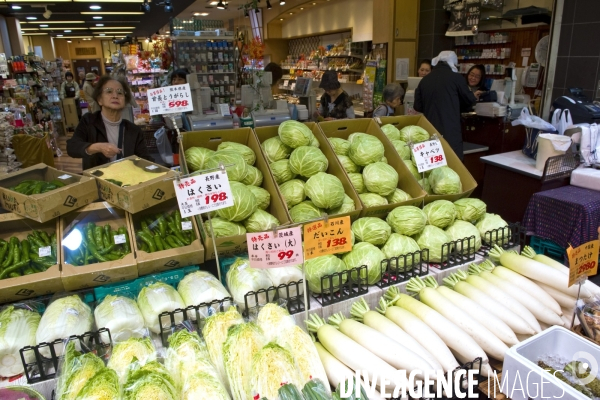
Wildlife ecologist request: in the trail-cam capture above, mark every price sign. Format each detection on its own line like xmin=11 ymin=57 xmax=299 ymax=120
xmin=411 ymin=139 xmax=447 ymax=173
xmin=38 ymin=246 xmax=51 ymax=257
xmin=147 ymin=83 xmax=194 ymax=116
xmin=181 ymin=221 xmax=193 ymax=231
xmin=113 ymin=234 xmax=126 ymax=245
xmin=247 ymin=226 xmax=303 ymax=269
xmin=568 ymin=240 xmax=599 ymax=287
xmin=173 ymin=170 xmax=234 ymax=217
xmin=303 ymin=216 xmax=352 ymax=260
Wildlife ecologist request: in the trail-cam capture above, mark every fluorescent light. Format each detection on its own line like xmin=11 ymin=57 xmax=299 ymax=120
xmin=12 ymin=5 xmax=22 ymax=10
xmin=26 ymin=17 xmax=37 ymax=20
xmin=89 ymin=5 xmax=101 ymax=10
xmin=81 ymin=11 xmax=144 ymax=15
xmin=26 ymin=21 xmax=86 ymax=24
xmin=22 ymin=33 xmax=49 ymax=35
xmin=90 ymin=26 xmax=134 ymax=29
xmin=96 ymin=23 xmax=104 ymax=26
xmin=93 ymin=16 xmax=102 ymax=19
xmin=200 ymin=12 xmax=209 ymax=16
xmin=67 ymin=40 xmax=72 ymax=43
xmin=40 ymin=27 xmax=87 ymax=30
xmin=99 ymin=33 xmax=105 ymax=36
xmin=57 ymin=34 xmax=63 ymax=37
xmin=209 ymin=1 xmax=218 ymax=4
xmin=21 ymin=28 xmax=40 ymax=31
xmin=40 ymin=24 xmax=48 ymax=27
xmin=95 ymin=31 xmax=132 ymax=34
xmin=64 ymin=30 xmax=71 ymax=32
xmin=61 ymin=35 xmax=94 ymax=38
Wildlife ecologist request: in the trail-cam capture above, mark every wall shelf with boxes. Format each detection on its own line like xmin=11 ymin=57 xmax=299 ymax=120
xmin=126 ymin=70 xmax=168 ymax=112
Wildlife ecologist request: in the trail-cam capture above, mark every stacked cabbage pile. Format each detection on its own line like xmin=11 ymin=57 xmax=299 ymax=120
xmin=329 ymin=130 xmax=413 ymax=208
xmin=264 ymin=121 xmax=355 ymax=223
xmin=185 ymin=141 xmax=280 ymax=237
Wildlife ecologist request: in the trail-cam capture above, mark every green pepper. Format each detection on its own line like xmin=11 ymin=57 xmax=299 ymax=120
xmin=8 ymin=272 xmax=19 ymax=278
xmin=138 ymin=231 xmax=156 ymax=252
xmin=0 ymin=260 xmax=30 ymax=279
xmin=0 ymin=242 xmax=8 ymax=266
xmin=31 ymin=181 xmax=44 ymax=194
xmin=102 ymin=225 xmax=112 ymax=249
xmin=174 ymin=210 xmax=182 ymax=231
xmin=83 ymin=246 xmax=90 ymax=266
xmin=31 ymin=253 xmax=55 ymax=269
xmin=10 ymin=237 xmax=20 ymax=265
xmin=50 ymin=179 xmax=66 ymax=188
xmin=140 ymin=221 xmax=153 ymax=237
xmin=2 ymin=240 xmax=14 ymax=269
xmin=87 ymin=243 xmax=109 ymax=263
xmin=153 ymin=235 xmax=164 ymax=252
xmin=28 ymin=234 xmax=44 ymax=250
xmin=38 ymin=231 xmax=51 ymax=246
xmin=94 ymin=226 xmax=104 ymax=250
xmin=157 ymin=216 xmax=167 ymax=238
xmin=140 ymin=241 xmax=148 ymax=252
xmin=118 ymin=227 xmax=131 ymax=254
xmin=21 ymin=240 xmax=30 ymax=262
xmin=42 ymin=183 xmax=57 ymax=193
xmin=167 ymin=235 xmax=185 ymax=248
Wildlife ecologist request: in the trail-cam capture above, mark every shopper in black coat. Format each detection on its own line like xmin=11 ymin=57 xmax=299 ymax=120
xmin=414 ymin=51 xmax=478 ymax=159
xmin=67 ymin=75 xmax=153 ymax=170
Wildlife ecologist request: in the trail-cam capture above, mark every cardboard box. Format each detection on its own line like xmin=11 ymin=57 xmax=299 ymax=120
xmin=254 ymin=123 xmax=363 ymax=221
xmin=0 ymin=163 xmax=98 ymax=223
xmin=60 ymin=202 xmax=138 ymax=291
xmin=129 ymin=199 xmax=205 ymax=276
xmin=179 ymin=128 xmax=291 ymax=261
xmin=318 ymin=119 xmax=426 ymax=218
xmin=0 ymin=213 xmax=63 ymax=304
xmin=377 ymin=115 xmax=477 ymax=204
xmin=83 ymin=156 xmax=178 ymax=214
xmin=62 ymin=98 xmax=79 ymax=129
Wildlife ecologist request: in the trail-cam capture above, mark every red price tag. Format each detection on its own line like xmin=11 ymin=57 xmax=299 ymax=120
xmin=411 ymin=139 xmax=447 ymax=173
xmin=247 ymin=227 xmax=304 ymax=269
xmin=173 ymin=170 xmax=234 ymax=217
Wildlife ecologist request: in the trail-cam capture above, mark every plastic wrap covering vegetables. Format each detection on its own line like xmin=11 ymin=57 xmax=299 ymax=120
xmin=137 ymin=282 xmax=185 ymax=334
xmin=256 ymin=303 xmax=296 ymax=343
xmin=225 ymin=257 xmax=273 ymax=309
xmin=177 ymin=271 xmax=230 ymax=309
xmin=94 ymin=295 xmax=145 ymax=343
xmin=94 ymin=159 xmax=167 ymax=187
xmin=63 ymin=222 xmax=131 ymax=266
xmin=107 ymin=337 xmax=157 ymax=383
xmin=0 ymin=230 xmax=57 ymax=280
xmin=9 ymin=179 xmax=66 ymax=195
xmin=0 ymin=305 xmax=41 ymax=377
xmin=135 ymin=210 xmax=195 ymax=253
xmin=122 ymin=360 xmax=179 ymax=400
xmin=55 ymin=341 xmax=106 ymax=400
xmin=182 ymin=371 xmax=232 ymax=400
xmin=250 ymin=343 xmax=302 ymax=400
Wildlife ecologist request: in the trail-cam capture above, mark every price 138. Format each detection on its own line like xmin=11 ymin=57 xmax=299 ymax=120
xmin=205 ymin=192 xmax=228 ymax=204
xmin=429 ymin=155 xmax=444 ymax=164
xmin=326 ymin=237 xmax=347 ymax=248
xmin=278 ymin=250 xmax=294 ymax=260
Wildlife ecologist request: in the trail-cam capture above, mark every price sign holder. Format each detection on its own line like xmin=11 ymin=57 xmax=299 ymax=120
xmin=568 ymin=238 xmax=600 ymax=327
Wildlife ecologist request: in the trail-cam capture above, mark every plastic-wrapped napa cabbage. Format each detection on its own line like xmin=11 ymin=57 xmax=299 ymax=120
xmin=414 ymin=225 xmax=453 ymax=263
xmin=226 ymin=257 xmax=273 ymax=309
xmin=278 ymin=120 xmax=315 ymax=148
xmin=205 ymin=150 xmax=248 ymax=182
xmin=304 ymin=172 xmax=345 ymax=210
xmin=94 ymin=295 xmax=145 ymax=343
xmin=217 ymin=142 xmax=256 ymax=165
xmin=399 ymin=125 xmax=430 ymax=143
xmin=305 ymin=255 xmax=346 ymax=293
xmin=250 ymin=343 xmax=301 ymax=400
xmin=380 ymin=124 xmax=401 ymax=141
xmin=445 ymin=220 xmax=482 ymax=253
xmin=351 ymin=217 xmax=391 ymax=246
xmin=428 ymin=166 xmax=462 ymax=195
xmin=362 ymin=162 xmax=399 ymax=197
xmin=289 ymin=146 xmax=328 ymax=178
xmin=386 ymin=206 xmax=427 ymax=236
xmin=177 ymin=271 xmax=230 ymax=308
xmin=137 ymin=282 xmax=185 ymax=334
xmin=216 ymin=181 xmax=258 ymax=222
xmin=454 ymin=198 xmax=487 ymax=222
xmin=262 ymin=136 xmax=292 ymax=163
xmin=359 ymin=193 xmax=388 ymax=208
xmin=108 ymin=337 xmax=157 ymax=382
xmin=0 ymin=306 xmax=40 ymax=378
xmin=223 ymin=323 xmax=266 ymax=400
xmin=348 ymin=135 xmax=385 ymax=166
xmin=381 ymin=233 xmax=421 ymax=270
xmin=342 ymin=242 xmax=385 ymax=285
xmin=423 ymin=200 xmax=457 ymax=229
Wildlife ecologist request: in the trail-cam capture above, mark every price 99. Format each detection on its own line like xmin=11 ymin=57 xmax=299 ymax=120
xmin=278 ymin=250 xmax=294 ymax=260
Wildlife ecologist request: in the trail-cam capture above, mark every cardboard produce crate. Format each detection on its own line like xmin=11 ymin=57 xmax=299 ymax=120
xmin=83 ymin=156 xmax=177 ymax=214
xmin=60 ymin=202 xmax=137 ymax=291
xmin=254 ymin=123 xmax=362 ymax=222
xmin=318 ymin=119 xmax=426 ymax=218
xmin=129 ymin=199 xmax=205 ymax=276
xmin=179 ymin=128 xmax=290 ymax=261
xmin=378 ymin=115 xmax=477 ymax=203
xmin=0 ymin=213 xmax=63 ymax=304
xmin=0 ymin=163 xmax=98 ymax=223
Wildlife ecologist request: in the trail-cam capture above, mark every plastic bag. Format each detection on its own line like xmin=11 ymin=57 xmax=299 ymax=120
xmin=551 ymin=108 xmax=575 ymax=135
xmin=512 ymin=107 xmax=556 ymax=131
xmin=155 ymin=126 xmax=174 ymax=165
xmin=94 ymin=293 xmax=146 ymax=343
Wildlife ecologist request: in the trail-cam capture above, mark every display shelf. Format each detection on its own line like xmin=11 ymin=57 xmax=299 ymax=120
xmin=455 ymin=41 xmax=511 ymax=46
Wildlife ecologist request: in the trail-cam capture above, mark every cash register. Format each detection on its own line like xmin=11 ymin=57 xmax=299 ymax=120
xmin=552 ymin=88 xmax=600 ymax=124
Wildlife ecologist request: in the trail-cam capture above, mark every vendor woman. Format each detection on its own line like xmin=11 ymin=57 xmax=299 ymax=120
xmin=466 ymin=64 xmax=487 ymax=93
xmin=67 ymin=75 xmax=152 ymax=169
xmin=317 ymin=70 xmax=355 ymax=120
xmin=60 ymin=71 xmax=80 ymax=101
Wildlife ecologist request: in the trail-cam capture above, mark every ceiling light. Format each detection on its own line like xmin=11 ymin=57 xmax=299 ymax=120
xmin=67 ymin=40 xmax=72 ymax=43
xmin=266 ymin=0 xmax=272 ymax=9
xmin=12 ymin=5 xmax=22 ymax=10
xmin=93 ymin=16 xmax=102 ymax=19
xmin=279 ymin=18 xmax=283 ymax=20
xmin=141 ymin=0 xmax=150 ymax=12
xmin=300 ymin=7 xmax=304 ymax=10
xmin=99 ymin=33 xmax=105 ymax=36
xmin=90 ymin=26 xmax=135 ymax=29
xmin=164 ymin=0 xmax=173 ymax=13
xmin=193 ymin=12 xmax=200 ymax=16
xmin=40 ymin=24 xmax=48 ymax=27
xmin=289 ymin=12 xmax=293 ymax=14
xmin=27 ymin=21 xmax=86 ymax=24
xmin=81 ymin=12 xmax=144 ymax=15
xmin=64 ymin=30 xmax=71 ymax=32
xmin=22 ymin=33 xmax=48 ymax=36
xmin=96 ymin=23 xmax=104 ymax=26
xmin=89 ymin=5 xmax=101 ymax=10
xmin=200 ymin=12 xmax=209 ymax=16
xmin=280 ymin=0 xmax=285 ymax=4
xmin=313 ymin=2 xmax=316 ymax=4
xmin=56 ymin=34 xmax=63 ymax=37
xmin=216 ymin=1 xmax=226 ymax=9
xmin=40 ymin=27 xmax=87 ymax=30
xmin=209 ymin=1 xmax=218 ymax=4
xmin=26 ymin=17 xmax=37 ymax=20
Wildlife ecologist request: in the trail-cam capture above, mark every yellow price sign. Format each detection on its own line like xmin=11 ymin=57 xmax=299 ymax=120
xmin=303 ymin=216 xmax=352 ymax=260
xmin=567 ymin=240 xmax=599 ymax=287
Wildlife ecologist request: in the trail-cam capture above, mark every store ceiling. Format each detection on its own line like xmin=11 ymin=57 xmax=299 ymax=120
xmin=0 ymin=0 xmax=195 ymax=40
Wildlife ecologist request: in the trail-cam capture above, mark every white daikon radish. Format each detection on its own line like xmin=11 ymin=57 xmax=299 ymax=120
xmin=531 ymin=280 xmax=577 ymax=309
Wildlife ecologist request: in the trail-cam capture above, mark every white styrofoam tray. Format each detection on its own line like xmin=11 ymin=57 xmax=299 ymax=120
xmin=502 ymin=325 xmax=600 ymax=400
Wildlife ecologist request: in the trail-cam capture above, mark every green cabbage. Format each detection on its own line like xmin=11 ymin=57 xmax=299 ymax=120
xmin=399 ymin=125 xmax=430 ymax=143
xmin=204 ymin=217 xmax=246 ymax=238
xmin=348 ymin=135 xmax=385 ymax=166
xmin=381 ymin=124 xmax=401 ymax=141
xmin=0 ymin=306 xmax=40 ymax=378
xmin=387 ymin=188 xmax=412 ymax=204
xmin=445 ymin=220 xmax=482 ymax=253
xmin=270 ymin=159 xmax=297 ymax=184
xmin=329 ymin=138 xmax=350 ymax=155
xmin=391 ymin=139 xmax=411 ymax=160
xmin=243 ymin=209 xmax=280 ymax=233
xmin=310 ymin=136 xmax=320 ymax=148
xmin=347 ymin=172 xmax=365 ymax=194
xmin=476 ymin=213 xmax=511 ymax=245
xmin=75 ymin=367 xmax=120 ymax=400
xmin=304 ymin=172 xmax=345 ymax=210
xmin=351 ymin=217 xmax=391 ymax=246
xmin=182 ymin=372 xmax=230 ymax=400
xmin=337 ymin=155 xmax=360 ymax=173
xmin=454 ymin=198 xmax=487 ymax=222
xmin=414 ymin=225 xmax=453 ymax=263
xmin=362 ymin=162 xmax=399 ymax=196
xmin=347 ymin=132 xmax=369 ymax=143
xmin=250 ymin=343 xmax=301 ymax=400
xmin=137 ymin=282 xmax=185 ymax=334
xmin=177 ymin=271 xmax=230 ymax=308
xmin=305 ymin=255 xmax=346 ymax=293
xmin=123 ymin=361 xmax=178 ymax=400
xmin=226 ymin=257 xmax=273 ymax=308
xmin=386 ymin=206 xmax=426 ymax=236
xmin=94 ymin=295 xmax=144 ymax=343
xmin=359 ymin=193 xmax=388 ymax=208
xmin=403 ymin=159 xmax=421 ymax=180
xmin=278 ymin=120 xmax=315 ymax=148
xmin=57 ymin=342 xmax=106 ymax=400
xmin=381 ymin=233 xmax=421 ymax=270
xmin=419 ymin=178 xmax=433 ymax=194
xmin=108 ymin=337 xmax=157 ymax=382
xmin=423 ymin=200 xmax=457 ymax=229
xmin=217 ymin=142 xmax=256 ymax=165
xmin=289 ymin=146 xmax=328 ymax=178
xmin=428 ymin=166 xmax=462 ymax=195
xmin=380 ymin=156 xmax=388 ymax=164
xmin=205 ymin=150 xmax=248 ymax=182
xmin=185 ymin=147 xmax=214 ymax=172
xmin=279 ymin=179 xmax=306 ymax=208
xmin=290 ymin=201 xmax=322 ymax=223
xmin=342 ymin=242 xmax=385 ymax=285
xmin=216 ymin=181 xmax=258 ymax=222
xmin=223 ymin=323 xmax=266 ymax=400
xmin=329 ymin=194 xmax=356 ymax=215
xmin=240 ymin=165 xmax=263 ymax=186
xmin=262 ymin=137 xmax=292 ymax=163
xmin=247 ymin=185 xmax=270 ymax=210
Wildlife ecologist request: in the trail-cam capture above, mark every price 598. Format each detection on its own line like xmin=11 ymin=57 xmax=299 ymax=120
xmin=578 ymin=260 xmax=597 ymax=274
xmin=205 ymin=192 xmax=228 ymax=204
xmin=168 ymin=100 xmax=189 ymax=108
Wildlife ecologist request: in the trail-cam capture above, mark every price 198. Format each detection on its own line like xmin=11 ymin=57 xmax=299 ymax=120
xmin=277 ymin=250 xmax=294 ymax=260
xmin=326 ymin=237 xmax=347 ymax=248
xmin=168 ymin=100 xmax=189 ymax=108
xmin=205 ymin=192 xmax=228 ymax=204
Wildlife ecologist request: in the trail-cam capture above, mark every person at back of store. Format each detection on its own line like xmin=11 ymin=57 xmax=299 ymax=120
xmin=60 ymin=72 xmax=80 ymax=101
xmin=373 ymin=83 xmax=404 ymax=117
xmin=83 ymin=73 xmax=100 ymax=113
xmin=317 ymin=70 xmax=355 ymax=120
xmin=414 ymin=51 xmax=479 ymax=160
xmin=78 ymin=71 xmax=86 ymax=87
xmin=466 ymin=64 xmax=487 ymax=93
xmin=170 ymin=69 xmax=192 ymax=131
xmin=92 ymin=69 xmax=100 ymax=87
xmin=264 ymin=62 xmax=283 ymax=93
xmin=67 ymin=75 xmax=152 ymax=170
xmin=418 ymin=59 xmax=432 ymax=77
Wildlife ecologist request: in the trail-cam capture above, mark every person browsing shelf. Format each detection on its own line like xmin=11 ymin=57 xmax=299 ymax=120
xmin=317 ymin=70 xmax=355 ymax=120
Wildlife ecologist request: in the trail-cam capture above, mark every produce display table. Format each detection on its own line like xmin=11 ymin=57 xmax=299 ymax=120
xmin=523 ymin=185 xmax=600 ymax=249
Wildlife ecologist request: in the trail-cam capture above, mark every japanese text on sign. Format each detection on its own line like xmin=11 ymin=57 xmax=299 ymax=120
xmin=303 ymin=216 xmax=352 ymax=260
xmin=247 ymin=226 xmax=304 ymax=269
xmin=568 ymin=240 xmax=599 ymax=287
xmin=173 ymin=171 xmax=234 ymax=218
xmin=147 ymin=83 xmax=194 ymax=116
xmin=411 ymin=139 xmax=447 ymax=173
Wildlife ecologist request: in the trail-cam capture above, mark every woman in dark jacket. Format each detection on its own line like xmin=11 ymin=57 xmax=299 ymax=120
xmin=67 ymin=75 xmax=152 ymax=170
xmin=317 ymin=70 xmax=355 ymax=120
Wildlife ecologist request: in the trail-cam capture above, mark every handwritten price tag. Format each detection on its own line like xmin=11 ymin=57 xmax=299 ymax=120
xmin=147 ymin=83 xmax=194 ymax=116
xmin=247 ymin=226 xmax=303 ymax=269
xmin=568 ymin=240 xmax=599 ymax=287
xmin=411 ymin=139 xmax=447 ymax=173
xmin=303 ymin=216 xmax=352 ymax=260
xmin=173 ymin=170 xmax=234 ymax=217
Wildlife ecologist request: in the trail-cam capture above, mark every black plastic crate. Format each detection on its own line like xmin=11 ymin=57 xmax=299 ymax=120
xmin=376 ymin=249 xmax=430 ymax=288
xmin=430 ymin=235 xmax=477 ymax=270
xmin=311 ymin=265 xmax=368 ymax=306
xmin=477 ymin=222 xmax=526 ymax=257
xmin=243 ymin=279 xmax=308 ymax=318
